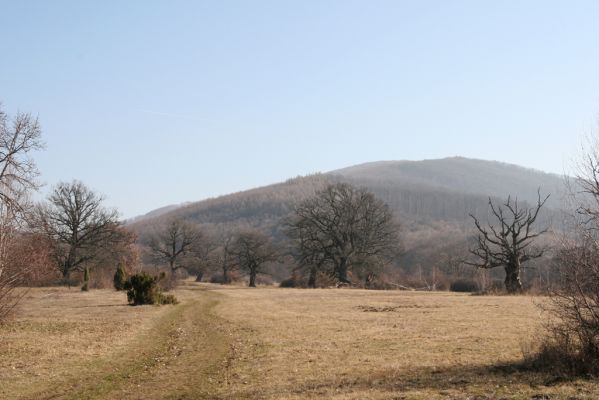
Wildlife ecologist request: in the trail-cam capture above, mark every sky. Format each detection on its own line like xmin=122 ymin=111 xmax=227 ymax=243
xmin=1 ymin=1 xmax=599 ymax=218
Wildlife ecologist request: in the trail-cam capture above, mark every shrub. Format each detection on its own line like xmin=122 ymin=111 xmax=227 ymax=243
xmin=449 ymin=279 xmax=479 ymax=293
xmin=123 ymin=272 xmax=178 ymax=305
xmin=209 ymin=274 xmax=227 ymax=284
xmin=279 ymin=277 xmax=297 ymax=288
xmin=81 ymin=267 xmax=90 ymax=292
xmin=522 ymin=334 xmax=586 ymax=375
xmin=525 ymin=243 xmax=599 ymax=375
xmin=113 ymin=263 xmax=127 ymax=291
xmin=160 ymin=293 xmax=179 ymax=305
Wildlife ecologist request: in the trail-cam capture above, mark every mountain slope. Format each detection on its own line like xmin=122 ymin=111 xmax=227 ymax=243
xmin=130 ymin=157 xmax=566 ymax=236
xmin=332 ymin=157 xmax=564 ymax=209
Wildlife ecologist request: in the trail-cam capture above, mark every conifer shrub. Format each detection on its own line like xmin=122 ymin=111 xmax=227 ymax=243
xmin=81 ymin=267 xmax=90 ymax=291
xmin=113 ymin=263 xmax=127 ymax=291
xmin=123 ymin=272 xmax=178 ymax=305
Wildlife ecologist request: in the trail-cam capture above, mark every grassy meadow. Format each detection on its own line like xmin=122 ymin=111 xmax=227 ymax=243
xmin=1 ymin=283 xmax=598 ymax=399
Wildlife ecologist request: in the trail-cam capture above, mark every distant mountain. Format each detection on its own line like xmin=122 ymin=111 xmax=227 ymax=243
xmin=332 ymin=157 xmax=565 ymax=209
xmin=130 ymin=157 xmax=566 ymax=235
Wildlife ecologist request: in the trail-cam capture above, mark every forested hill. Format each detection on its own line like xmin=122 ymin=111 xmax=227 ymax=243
xmin=130 ymin=157 xmax=566 ymax=237
xmin=333 ymin=157 xmax=564 ymax=210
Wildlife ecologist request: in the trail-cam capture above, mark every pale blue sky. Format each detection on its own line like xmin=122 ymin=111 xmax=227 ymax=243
xmin=1 ymin=1 xmax=598 ymax=218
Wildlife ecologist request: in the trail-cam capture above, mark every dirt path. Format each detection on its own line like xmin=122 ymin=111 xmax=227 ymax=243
xmin=24 ymin=286 xmax=233 ymax=400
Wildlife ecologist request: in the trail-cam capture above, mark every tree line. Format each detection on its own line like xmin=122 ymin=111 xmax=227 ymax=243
xmin=0 ymin=103 xmax=559 ymax=304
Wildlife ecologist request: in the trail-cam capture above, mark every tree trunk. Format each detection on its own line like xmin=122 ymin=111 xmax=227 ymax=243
xmin=308 ymin=265 xmax=317 ymax=288
xmin=222 ymin=265 xmax=230 ymax=284
xmin=337 ymin=257 xmax=350 ymax=284
xmin=249 ymin=267 xmax=256 ymax=287
xmin=195 ymin=271 xmax=203 ymax=282
xmin=365 ymin=272 xmax=374 ymax=288
xmin=504 ymin=263 xmax=522 ymax=293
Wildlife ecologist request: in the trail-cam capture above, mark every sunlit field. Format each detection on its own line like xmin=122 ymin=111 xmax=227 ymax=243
xmin=1 ymin=283 xmax=598 ymax=400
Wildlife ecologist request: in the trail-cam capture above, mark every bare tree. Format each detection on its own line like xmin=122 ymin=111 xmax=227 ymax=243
xmin=230 ymin=230 xmax=277 ymax=287
xmin=0 ymin=106 xmax=43 ymax=214
xmin=148 ymin=219 xmax=203 ymax=274
xmin=467 ymin=192 xmax=549 ymax=293
xmin=187 ymin=240 xmax=217 ymax=282
xmin=34 ymin=181 xmax=124 ymax=280
xmin=0 ymin=105 xmax=43 ymax=321
xmin=286 ymin=183 xmax=400 ymax=285
xmin=215 ymin=232 xmax=235 ymax=284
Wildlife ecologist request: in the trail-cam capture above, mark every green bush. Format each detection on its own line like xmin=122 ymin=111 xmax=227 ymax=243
xmin=113 ymin=263 xmax=127 ymax=291
xmin=123 ymin=272 xmax=178 ymax=305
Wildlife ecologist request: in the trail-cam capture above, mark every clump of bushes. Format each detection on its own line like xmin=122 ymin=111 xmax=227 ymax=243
xmin=279 ymin=276 xmax=297 ymax=288
xmin=209 ymin=274 xmax=228 ymax=284
xmin=280 ymin=270 xmax=303 ymax=288
xmin=113 ymin=263 xmax=127 ymax=291
xmin=123 ymin=272 xmax=178 ymax=305
xmin=449 ymin=279 xmax=479 ymax=293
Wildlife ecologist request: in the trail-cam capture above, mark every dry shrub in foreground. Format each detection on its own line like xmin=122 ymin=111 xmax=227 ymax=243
xmin=526 ymin=242 xmax=599 ymax=375
xmin=526 ymin=135 xmax=599 ymax=375
xmin=0 ymin=266 xmax=25 ymax=322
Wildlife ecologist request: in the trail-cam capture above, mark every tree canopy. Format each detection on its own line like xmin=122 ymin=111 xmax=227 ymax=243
xmin=286 ymin=183 xmax=400 ymax=285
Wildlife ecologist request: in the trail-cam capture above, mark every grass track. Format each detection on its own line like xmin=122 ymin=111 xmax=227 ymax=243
xmin=1 ymin=285 xmax=232 ymax=400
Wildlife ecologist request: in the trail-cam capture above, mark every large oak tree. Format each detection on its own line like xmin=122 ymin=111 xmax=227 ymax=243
xmin=230 ymin=229 xmax=277 ymax=287
xmin=35 ymin=181 xmax=128 ymax=280
xmin=147 ymin=219 xmax=204 ymax=275
xmin=467 ymin=192 xmax=549 ymax=293
xmin=286 ymin=183 xmax=400 ymax=285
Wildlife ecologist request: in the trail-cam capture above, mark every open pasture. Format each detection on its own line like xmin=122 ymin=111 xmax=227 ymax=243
xmin=1 ymin=283 xmax=597 ymax=399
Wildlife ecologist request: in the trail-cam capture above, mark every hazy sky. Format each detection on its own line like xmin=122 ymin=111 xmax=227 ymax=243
xmin=2 ymin=1 xmax=599 ymax=218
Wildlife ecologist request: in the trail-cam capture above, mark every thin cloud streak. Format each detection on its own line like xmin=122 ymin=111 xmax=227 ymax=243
xmin=138 ymin=109 xmax=213 ymax=122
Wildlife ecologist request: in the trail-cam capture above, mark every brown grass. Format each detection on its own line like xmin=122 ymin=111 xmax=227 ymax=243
xmin=213 ymin=288 xmax=599 ymax=399
xmin=2 ymin=284 xmax=599 ymax=399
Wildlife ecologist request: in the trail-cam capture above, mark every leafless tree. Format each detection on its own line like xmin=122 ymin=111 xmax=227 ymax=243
xmin=215 ymin=232 xmax=235 ymax=284
xmin=0 ymin=106 xmax=43 ymax=214
xmin=286 ymin=183 xmax=400 ymax=285
xmin=230 ymin=230 xmax=277 ymax=287
xmin=467 ymin=192 xmax=549 ymax=293
xmin=34 ymin=181 xmax=124 ymax=280
xmin=0 ymin=105 xmax=43 ymax=322
xmin=148 ymin=219 xmax=203 ymax=274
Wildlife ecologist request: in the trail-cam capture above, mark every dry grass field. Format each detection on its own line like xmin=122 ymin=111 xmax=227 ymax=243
xmin=1 ymin=283 xmax=598 ymax=399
